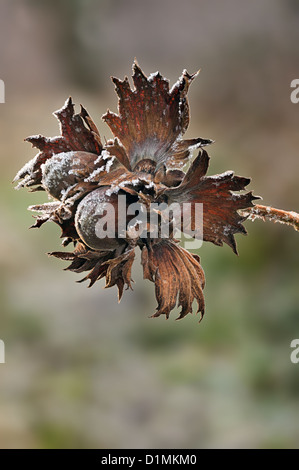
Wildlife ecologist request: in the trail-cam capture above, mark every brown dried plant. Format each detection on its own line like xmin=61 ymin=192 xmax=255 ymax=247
xmin=14 ymin=61 xmax=299 ymax=321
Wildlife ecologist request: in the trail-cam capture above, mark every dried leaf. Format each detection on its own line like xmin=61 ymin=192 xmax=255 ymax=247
xmin=29 ymin=201 xmax=79 ymax=240
xmin=141 ymin=239 xmax=205 ymax=320
xmin=50 ymin=242 xmax=135 ymax=299
xmin=166 ymin=150 xmax=259 ymax=253
xmin=103 ymin=61 xmax=212 ymax=171
xmin=14 ymin=97 xmax=102 ymax=189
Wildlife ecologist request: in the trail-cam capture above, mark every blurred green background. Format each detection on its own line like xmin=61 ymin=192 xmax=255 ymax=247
xmin=0 ymin=0 xmax=299 ymax=449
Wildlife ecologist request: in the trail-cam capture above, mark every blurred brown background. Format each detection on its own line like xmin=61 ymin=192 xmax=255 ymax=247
xmin=0 ymin=0 xmax=299 ymax=449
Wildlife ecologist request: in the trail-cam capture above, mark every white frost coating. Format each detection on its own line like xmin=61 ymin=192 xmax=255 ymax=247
xmin=84 ymin=166 xmax=105 ymax=182
xmin=105 ymin=156 xmax=115 ymax=172
xmin=148 ymin=71 xmax=159 ymax=82
xmin=60 ymin=183 xmax=78 ymax=202
xmin=230 ymin=193 xmax=242 ymax=200
xmin=94 ymin=155 xmax=102 ymax=165
xmin=63 ymin=97 xmax=71 ymax=108
xmin=94 ymin=150 xmax=110 ymax=165
xmin=68 ymin=156 xmax=81 ymax=175
xmin=68 ymin=169 xmax=80 ymax=176
xmin=64 ymin=186 xmax=86 ymax=206
xmin=106 ymin=175 xmax=150 ymax=195
xmin=41 ymin=151 xmax=77 ymax=191
xmin=106 ymin=186 xmax=121 ymax=197
xmin=28 ymin=201 xmax=60 ymax=212
xmin=212 ymin=171 xmax=234 ymax=180
xmin=94 ymin=202 xmax=110 ymax=217
xmin=187 ymin=142 xmax=205 ymax=151
xmin=27 ymin=134 xmax=42 ymax=140
xmin=52 ymin=98 xmax=70 ymax=121
xmin=84 ymin=155 xmax=115 ymax=182
xmin=102 ymin=150 xmax=111 ymax=160
xmin=145 ymin=181 xmax=155 ymax=189
xmin=75 ymin=189 xmax=109 ymax=238
xmin=170 ymin=77 xmax=182 ymax=94
xmin=212 ymin=171 xmax=234 ymax=187
xmin=14 ymin=159 xmax=34 ymax=182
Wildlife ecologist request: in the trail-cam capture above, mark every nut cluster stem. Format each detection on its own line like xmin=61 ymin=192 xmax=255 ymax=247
xmin=241 ymin=204 xmax=299 ymax=232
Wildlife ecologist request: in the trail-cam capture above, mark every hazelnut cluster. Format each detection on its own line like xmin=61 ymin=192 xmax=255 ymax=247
xmin=14 ymin=62 xmax=256 ymax=321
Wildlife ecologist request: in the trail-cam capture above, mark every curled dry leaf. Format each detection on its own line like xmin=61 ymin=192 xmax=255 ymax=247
xmin=165 ymin=150 xmax=258 ymax=253
xmin=14 ymin=61 xmax=261 ymax=322
xmin=141 ymin=240 xmax=205 ymax=320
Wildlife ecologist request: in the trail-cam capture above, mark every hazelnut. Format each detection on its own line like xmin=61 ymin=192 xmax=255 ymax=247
xmin=75 ymin=186 xmax=128 ymax=251
xmin=42 ymin=151 xmax=101 ymax=200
